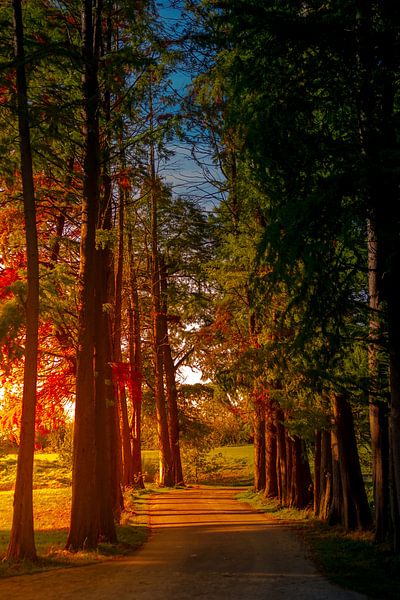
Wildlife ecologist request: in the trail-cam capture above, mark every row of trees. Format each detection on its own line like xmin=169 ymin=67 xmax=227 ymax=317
xmin=0 ymin=0 xmax=217 ymax=560
xmin=3 ymin=0 xmax=400 ymax=564
xmin=185 ymin=0 xmax=400 ymax=551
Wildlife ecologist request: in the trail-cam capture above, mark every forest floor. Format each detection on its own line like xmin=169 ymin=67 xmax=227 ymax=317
xmin=0 ymin=486 xmax=366 ymax=600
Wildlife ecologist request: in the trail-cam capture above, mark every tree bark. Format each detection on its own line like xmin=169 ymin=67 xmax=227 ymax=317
xmin=6 ymin=0 xmax=40 ymax=562
xmin=66 ymin=0 xmax=102 ymax=551
xmin=357 ymin=0 xmax=400 ymax=549
xmin=290 ymin=436 xmax=313 ymax=509
xmin=332 ymin=394 xmax=372 ymax=530
xmin=128 ymin=238 xmax=144 ymax=488
xmin=286 ymin=430 xmax=293 ymax=506
xmin=149 ymin=135 xmax=173 ymax=486
xmin=318 ymin=429 xmax=333 ymax=521
xmin=314 ymin=430 xmax=322 ymax=515
xmin=253 ymin=391 xmax=266 ymax=492
xmin=275 ymin=406 xmax=287 ymax=505
xmin=160 ymin=256 xmax=184 ymax=485
xmin=94 ymin=244 xmax=118 ymax=539
xmin=94 ymin=130 xmax=119 ymax=537
xmin=329 ymin=426 xmax=343 ymax=526
xmin=100 ymin=8 xmax=123 ymax=524
xmin=367 ymin=217 xmax=390 ymax=543
xmin=264 ymin=399 xmax=278 ymax=498
xmin=114 ymin=187 xmax=133 ymax=489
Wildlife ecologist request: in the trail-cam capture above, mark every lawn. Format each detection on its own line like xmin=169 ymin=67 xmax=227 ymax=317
xmin=142 ymin=445 xmax=254 ymax=485
xmin=0 ymin=452 xmax=148 ymax=577
xmin=0 ymin=452 xmax=71 ymax=491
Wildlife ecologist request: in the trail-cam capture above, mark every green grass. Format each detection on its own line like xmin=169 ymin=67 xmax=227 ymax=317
xmin=208 ymin=445 xmax=253 ymax=485
xmin=237 ymin=489 xmax=313 ymax=521
xmin=141 ymin=445 xmax=254 ymax=486
xmin=0 ymin=452 xmax=72 ymax=491
xmin=238 ymin=489 xmax=400 ymax=600
xmin=0 ymin=453 xmax=150 ymax=578
xmin=308 ymin=523 xmax=400 ymax=600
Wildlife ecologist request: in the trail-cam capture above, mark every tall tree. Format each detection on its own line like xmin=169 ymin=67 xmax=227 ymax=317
xmin=160 ymin=255 xmax=184 ymax=485
xmin=6 ymin=0 xmax=40 ymax=562
xmin=66 ymin=0 xmax=103 ymax=551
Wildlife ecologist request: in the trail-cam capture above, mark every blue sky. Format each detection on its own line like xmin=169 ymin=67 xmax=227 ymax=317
xmin=154 ymin=1 xmax=224 ymax=211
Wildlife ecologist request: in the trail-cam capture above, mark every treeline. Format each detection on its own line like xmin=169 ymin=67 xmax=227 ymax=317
xmin=2 ymin=0 xmax=400 ymax=564
xmin=0 ymin=0 xmax=214 ymax=560
xmin=186 ymin=0 xmax=400 ymax=552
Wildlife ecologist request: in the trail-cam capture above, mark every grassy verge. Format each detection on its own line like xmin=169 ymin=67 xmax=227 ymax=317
xmin=0 ymin=452 xmax=151 ymax=578
xmin=237 ymin=490 xmax=400 ymax=600
xmin=0 ymin=488 xmax=149 ymax=578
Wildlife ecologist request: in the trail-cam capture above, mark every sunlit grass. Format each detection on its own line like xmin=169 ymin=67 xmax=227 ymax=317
xmin=142 ymin=445 xmax=254 ymax=486
xmin=208 ymin=445 xmax=253 ymax=485
xmin=0 ymin=454 xmax=149 ymax=578
xmin=0 ymin=452 xmax=72 ymax=491
xmin=236 ymin=489 xmax=313 ymax=521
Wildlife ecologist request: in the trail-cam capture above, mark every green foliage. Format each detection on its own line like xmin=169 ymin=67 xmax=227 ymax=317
xmin=182 ymin=448 xmax=222 ymax=483
xmin=0 ymin=298 xmax=25 ymax=362
xmin=46 ymin=423 xmax=74 ymax=469
xmin=182 ymin=444 xmax=253 ymax=485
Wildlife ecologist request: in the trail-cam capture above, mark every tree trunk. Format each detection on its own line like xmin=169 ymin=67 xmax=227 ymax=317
xmin=264 ymin=399 xmax=278 ymax=498
xmin=99 ymin=9 xmax=123 ymax=524
xmin=149 ymin=145 xmax=173 ymax=486
xmin=66 ymin=0 xmax=102 ymax=551
xmin=318 ymin=430 xmax=333 ymax=521
xmin=329 ymin=426 xmax=343 ymax=526
xmin=275 ymin=406 xmax=287 ymax=505
xmin=357 ymin=0 xmax=399 ymax=550
xmin=253 ymin=391 xmax=266 ymax=492
xmin=314 ymin=431 xmax=321 ymax=515
xmin=332 ymin=394 xmax=373 ymax=530
xmin=159 ymin=256 xmax=184 ymax=485
xmin=367 ymin=217 xmax=390 ymax=543
xmin=94 ymin=245 xmax=118 ymax=540
xmin=290 ymin=436 xmax=313 ymax=509
xmin=128 ymin=239 xmax=144 ymax=488
xmin=94 ymin=133 xmax=119 ymax=537
xmin=388 ymin=305 xmax=400 ymax=551
xmin=6 ymin=0 xmax=39 ymax=562
xmin=114 ymin=187 xmax=133 ymax=490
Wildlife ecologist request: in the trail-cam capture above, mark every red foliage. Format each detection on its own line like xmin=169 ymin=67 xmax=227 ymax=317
xmin=111 ymin=362 xmax=142 ymax=406
xmin=111 ymin=362 xmax=130 ymax=402
xmin=0 ymin=86 xmax=9 ymax=106
xmin=0 ymin=267 xmax=19 ymax=300
xmin=115 ymin=168 xmax=133 ymax=191
xmin=0 ymin=360 xmax=71 ymax=444
xmin=32 ymin=34 xmax=47 ymax=45
xmin=66 ymin=14 xmax=77 ymax=26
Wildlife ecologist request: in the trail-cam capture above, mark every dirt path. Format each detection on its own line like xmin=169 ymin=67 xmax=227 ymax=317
xmin=0 ymin=487 xmax=366 ymax=600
